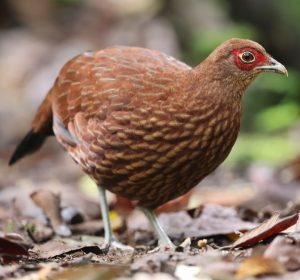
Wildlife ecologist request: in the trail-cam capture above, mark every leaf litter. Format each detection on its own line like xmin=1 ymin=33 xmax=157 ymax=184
xmin=2 ymin=156 xmax=300 ymax=279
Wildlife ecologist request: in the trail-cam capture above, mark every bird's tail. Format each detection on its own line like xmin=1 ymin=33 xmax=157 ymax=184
xmin=9 ymin=91 xmax=54 ymax=165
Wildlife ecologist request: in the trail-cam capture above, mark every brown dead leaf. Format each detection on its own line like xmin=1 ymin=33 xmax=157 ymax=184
xmin=30 ymin=238 xmax=104 ymax=259
xmin=236 ymin=256 xmax=285 ymax=278
xmin=159 ymin=204 xmax=256 ymax=239
xmin=49 ymin=264 xmax=125 ymax=280
xmin=228 ymin=212 xmax=299 ymax=249
xmin=30 ymin=189 xmax=71 ymax=237
xmin=133 ymin=272 xmax=176 ymax=280
xmin=265 ymin=234 xmax=300 ymax=271
xmin=131 ymin=251 xmax=183 ymax=274
xmin=0 ymin=235 xmax=29 ymax=264
xmin=26 ymin=220 xmax=54 ymax=243
xmin=69 ymin=220 xmax=104 ymax=235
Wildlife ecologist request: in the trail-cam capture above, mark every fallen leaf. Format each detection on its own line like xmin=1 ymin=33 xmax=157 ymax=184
xmin=159 ymin=204 xmax=256 ymax=239
xmin=30 ymin=190 xmax=71 ymax=237
xmin=21 ymin=263 xmax=55 ymax=280
xmin=69 ymin=220 xmax=104 ymax=235
xmin=236 ymin=256 xmax=285 ymax=278
xmin=0 ymin=235 xmax=29 ymax=264
xmin=49 ymin=264 xmax=125 ymax=280
xmin=24 ymin=220 xmax=54 ymax=243
xmin=30 ymin=238 xmax=104 ymax=259
xmin=133 ymin=272 xmax=176 ymax=280
xmin=228 ymin=212 xmax=299 ymax=249
xmin=131 ymin=251 xmax=171 ymax=273
xmin=264 ymin=234 xmax=300 ymax=271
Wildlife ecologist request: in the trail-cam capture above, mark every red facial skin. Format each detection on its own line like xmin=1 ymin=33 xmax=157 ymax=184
xmin=232 ymin=48 xmax=268 ymax=71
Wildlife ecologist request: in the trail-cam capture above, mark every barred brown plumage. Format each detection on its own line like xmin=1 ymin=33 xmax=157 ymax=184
xmin=9 ymin=38 xmax=287 ymax=250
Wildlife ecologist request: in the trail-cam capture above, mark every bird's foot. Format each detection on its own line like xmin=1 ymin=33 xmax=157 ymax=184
xmin=111 ymin=240 xmax=134 ymax=252
xmin=100 ymin=237 xmax=134 ymax=254
xmin=147 ymin=243 xmax=176 ymax=254
xmin=148 ymin=237 xmax=192 ymax=254
xmin=147 ymin=238 xmax=177 ymax=254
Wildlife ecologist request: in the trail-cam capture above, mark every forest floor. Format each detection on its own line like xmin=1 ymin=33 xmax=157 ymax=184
xmin=1 ymin=145 xmax=300 ymax=280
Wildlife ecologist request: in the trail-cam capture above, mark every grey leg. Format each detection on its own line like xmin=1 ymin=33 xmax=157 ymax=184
xmin=140 ymin=207 xmax=175 ymax=248
xmin=98 ymin=186 xmax=113 ymax=247
xmin=98 ymin=186 xmax=134 ymax=252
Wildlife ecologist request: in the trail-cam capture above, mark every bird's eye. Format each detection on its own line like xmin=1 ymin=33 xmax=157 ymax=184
xmin=239 ymin=51 xmax=255 ymax=64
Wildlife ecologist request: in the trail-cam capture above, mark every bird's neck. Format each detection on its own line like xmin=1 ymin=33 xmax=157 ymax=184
xmin=174 ymin=62 xmax=253 ymax=123
xmin=189 ymin=61 xmax=251 ymax=105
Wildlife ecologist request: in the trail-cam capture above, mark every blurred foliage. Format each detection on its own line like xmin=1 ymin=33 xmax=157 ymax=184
xmin=244 ymin=70 xmax=300 ymax=133
xmin=227 ymin=134 xmax=300 ymax=166
xmin=185 ymin=23 xmax=256 ymax=64
xmin=254 ymin=103 xmax=299 ymax=133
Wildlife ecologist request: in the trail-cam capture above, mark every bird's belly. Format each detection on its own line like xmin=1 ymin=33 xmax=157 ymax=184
xmin=76 ymin=120 xmax=240 ymax=208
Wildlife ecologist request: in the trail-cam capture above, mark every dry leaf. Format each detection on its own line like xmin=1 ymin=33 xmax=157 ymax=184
xmin=26 ymin=221 xmax=54 ymax=243
xmin=69 ymin=220 xmax=104 ymax=235
xmin=236 ymin=256 xmax=285 ymax=278
xmin=228 ymin=212 xmax=299 ymax=249
xmin=31 ymin=189 xmax=71 ymax=237
xmin=0 ymin=236 xmax=29 ymax=264
xmin=159 ymin=204 xmax=256 ymax=239
xmin=49 ymin=264 xmax=124 ymax=280
xmin=133 ymin=272 xmax=176 ymax=280
xmin=30 ymin=238 xmax=104 ymax=259
xmin=264 ymin=234 xmax=300 ymax=271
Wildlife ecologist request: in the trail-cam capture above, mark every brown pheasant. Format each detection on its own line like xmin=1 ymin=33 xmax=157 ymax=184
xmin=10 ymin=38 xmax=287 ymax=248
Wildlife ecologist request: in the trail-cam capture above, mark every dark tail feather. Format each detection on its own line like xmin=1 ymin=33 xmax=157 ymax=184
xmin=9 ymin=130 xmax=47 ymax=165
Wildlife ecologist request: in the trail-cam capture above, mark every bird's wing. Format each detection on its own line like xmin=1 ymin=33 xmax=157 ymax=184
xmin=51 ymin=47 xmax=193 ymax=185
xmin=52 ymin=47 xmax=191 ymax=127
xmin=51 ymin=46 xmax=192 ymax=147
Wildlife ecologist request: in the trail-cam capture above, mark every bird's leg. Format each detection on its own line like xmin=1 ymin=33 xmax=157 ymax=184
xmin=98 ymin=186 xmax=113 ymax=249
xmin=140 ymin=207 xmax=176 ymax=249
xmin=98 ymin=186 xmax=134 ymax=252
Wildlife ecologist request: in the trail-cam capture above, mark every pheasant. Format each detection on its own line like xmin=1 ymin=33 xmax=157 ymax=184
xmin=10 ymin=38 xmax=287 ymax=249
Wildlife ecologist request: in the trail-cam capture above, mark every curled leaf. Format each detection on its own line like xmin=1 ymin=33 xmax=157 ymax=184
xmin=228 ymin=212 xmax=299 ymax=249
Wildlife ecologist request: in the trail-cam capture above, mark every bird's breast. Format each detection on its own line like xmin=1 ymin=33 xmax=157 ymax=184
xmin=78 ymin=104 xmax=241 ymax=207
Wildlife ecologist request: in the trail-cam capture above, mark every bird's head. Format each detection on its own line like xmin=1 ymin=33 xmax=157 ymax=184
xmin=206 ymin=38 xmax=288 ymax=83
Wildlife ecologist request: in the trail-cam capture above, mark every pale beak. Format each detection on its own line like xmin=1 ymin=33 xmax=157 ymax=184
xmin=255 ymin=56 xmax=288 ymax=77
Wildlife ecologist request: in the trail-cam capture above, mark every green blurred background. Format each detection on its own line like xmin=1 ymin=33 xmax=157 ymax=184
xmin=1 ymin=0 xmax=300 ymax=168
